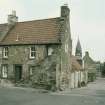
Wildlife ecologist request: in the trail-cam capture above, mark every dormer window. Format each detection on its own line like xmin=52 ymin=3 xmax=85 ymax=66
xmin=30 ymin=46 xmax=36 ymax=59
xmin=3 ymin=47 xmax=8 ymax=58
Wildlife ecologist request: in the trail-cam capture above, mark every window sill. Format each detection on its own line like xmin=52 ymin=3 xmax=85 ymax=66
xmin=29 ymin=57 xmax=35 ymax=60
xmin=2 ymin=57 xmax=8 ymax=60
xmin=1 ymin=77 xmax=8 ymax=79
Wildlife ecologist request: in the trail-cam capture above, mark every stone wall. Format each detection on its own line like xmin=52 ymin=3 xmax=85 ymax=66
xmin=0 ymin=44 xmax=61 ymax=90
xmin=30 ymin=46 xmax=61 ymax=90
xmin=83 ymin=52 xmax=97 ymax=82
xmin=60 ymin=5 xmax=72 ymax=90
xmin=0 ymin=45 xmax=47 ymax=80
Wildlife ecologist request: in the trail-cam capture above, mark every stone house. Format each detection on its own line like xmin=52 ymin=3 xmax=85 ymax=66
xmin=83 ymin=51 xmax=97 ymax=82
xmin=0 ymin=5 xmax=72 ymax=90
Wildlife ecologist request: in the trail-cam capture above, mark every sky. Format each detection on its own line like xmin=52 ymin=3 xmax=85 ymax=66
xmin=0 ymin=0 xmax=105 ymax=62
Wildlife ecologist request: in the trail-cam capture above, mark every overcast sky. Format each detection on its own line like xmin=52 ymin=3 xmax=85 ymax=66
xmin=0 ymin=0 xmax=105 ymax=62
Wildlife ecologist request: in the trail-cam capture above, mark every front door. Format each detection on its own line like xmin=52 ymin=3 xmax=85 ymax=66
xmin=15 ymin=65 xmax=22 ymax=82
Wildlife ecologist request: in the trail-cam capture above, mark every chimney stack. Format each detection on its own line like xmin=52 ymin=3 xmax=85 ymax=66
xmin=8 ymin=10 xmax=18 ymax=25
xmin=85 ymin=51 xmax=89 ymax=56
xmin=61 ymin=4 xmax=70 ymax=18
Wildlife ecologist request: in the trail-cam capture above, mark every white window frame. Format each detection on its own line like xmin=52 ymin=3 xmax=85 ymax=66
xmin=48 ymin=47 xmax=53 ymax=56
xmin=3 ymin=47 xmax=8 ymax=58
xmin=65 ymin=43 xmax=68 ymax=53
xmin=29 ymin=66 xmax=35 ymax=76
xmin=29 ymin=46 xmax=36 ymax=59
xmin=2 ymin=65 xmax=8 ymax=78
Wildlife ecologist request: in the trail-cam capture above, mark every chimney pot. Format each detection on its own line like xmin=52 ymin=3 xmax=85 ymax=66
xmin=12 ymin=10 xmax=16 ymax=16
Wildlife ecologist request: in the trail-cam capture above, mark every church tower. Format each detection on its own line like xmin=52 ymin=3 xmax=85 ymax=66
xmin=75 ymin=37 xmax=82 ymax=65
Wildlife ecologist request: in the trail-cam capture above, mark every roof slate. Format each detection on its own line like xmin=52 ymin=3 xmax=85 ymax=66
xmin=0 ymin=24 xmax=8 ymax=42
xmin=0 ymin=24 xmax=8 ymax=32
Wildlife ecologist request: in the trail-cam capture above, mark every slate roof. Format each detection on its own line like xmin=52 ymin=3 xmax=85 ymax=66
xmin=0 ymin=24 xmax=8 ymax=41
xmin=0 ymin=17 xmax=62 ymax=45
xmin=0 ymin=24 xmax=7 ymax=32
xmin=83 ymin=54 xmax=95 ymax=64
xmin=83 ymin=52 xmax=97 ymax=73
xmin=72 ymin=55 xmax=82 ymax=71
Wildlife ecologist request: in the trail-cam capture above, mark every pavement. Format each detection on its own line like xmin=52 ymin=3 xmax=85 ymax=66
xmin=0 ymin=77 xmax=105 ymax=105
xmin=53 ymin=77 xmax=105 ymax=96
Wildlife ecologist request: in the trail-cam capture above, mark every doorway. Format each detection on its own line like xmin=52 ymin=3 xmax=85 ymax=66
xmin=14 ymin=65 xmax=22 ymax=82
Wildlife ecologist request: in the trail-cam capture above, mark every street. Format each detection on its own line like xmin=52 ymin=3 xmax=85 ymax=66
xmin=0 ymin=78 xmax=105 ymax=105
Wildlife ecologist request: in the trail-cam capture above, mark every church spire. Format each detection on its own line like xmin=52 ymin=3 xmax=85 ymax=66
xmin=75 ymin=37 xmax=82 ymax=57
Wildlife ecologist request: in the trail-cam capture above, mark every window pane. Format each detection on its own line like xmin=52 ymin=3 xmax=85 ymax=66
xmin=30 ymin=46 xmax=36 ymax=58
xmin=2 ymin=65 xmax=8 ymax=78
xmin=31 ymin=52 xmax=35 ymax=57
xmin=30 ymin=68 xmax=33 ymax=75
xmin=31 ymin=52 xmax=33 ymax=57
xmin=48 ymin=47 xmax=53 ymax=56
xmin=31 ymin=47 xmax=35 ymax=51
xmin=5 ymin=47 xmax=8 ymax=51
xmin=3 ymin=47 xmax=8 ymax=58
xmin=29 ymin=66 xmax=35 ymax=75
xmin=5 ymin=51 xmax=8 ymax=57
xmin=33 ymin=52 xmax=35 ymax=56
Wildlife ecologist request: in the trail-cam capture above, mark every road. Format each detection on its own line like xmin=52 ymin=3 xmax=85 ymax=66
xmin=0 ymin=78 xmax=105 ymax=105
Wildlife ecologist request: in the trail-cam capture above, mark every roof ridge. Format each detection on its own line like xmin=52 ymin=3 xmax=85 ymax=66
xmin=0 ymin=23 xmax=7 ymax=26
xmin=0 ymin=17 xmax=61 ymax=25
xmin=18 ymin=17 xmax=60 ymax=23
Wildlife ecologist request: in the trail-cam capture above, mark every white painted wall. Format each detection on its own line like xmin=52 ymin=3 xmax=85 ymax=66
xmin=74 ymin=71 xmax=79 ymax=88
xmin=80 ymin=71 xmax=84 ymax=82
xmin=71 ymin=72 xmax=75 ymax=89
xmin=78 ymin=71 xmax=81 ymax=82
